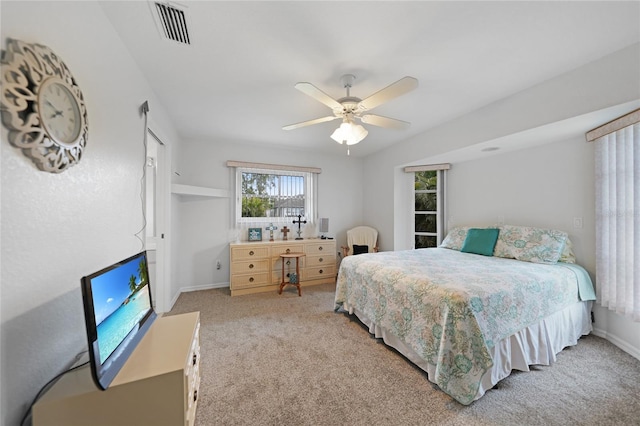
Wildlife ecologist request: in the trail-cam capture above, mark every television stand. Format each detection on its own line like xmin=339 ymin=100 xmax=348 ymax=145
xmin=32 ymin=311 xmax=201 ymax=426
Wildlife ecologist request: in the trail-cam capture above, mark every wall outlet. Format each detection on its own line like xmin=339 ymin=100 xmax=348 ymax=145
xmin=573 ymin=217 xmax=583 ymax=229
xmin=216 ymin=260 xmax=221 ymax=270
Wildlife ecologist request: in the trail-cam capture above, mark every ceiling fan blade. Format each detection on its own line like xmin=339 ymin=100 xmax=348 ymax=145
xmin=282 ymin=115 xmax=339 ymax=131
xmin=358 ymin=76 xmax=418 ymax=111
xmin=360 ymin=114 xmax=411 ymax=130
xmin=294 ymin=82 xmax=343 ymax=110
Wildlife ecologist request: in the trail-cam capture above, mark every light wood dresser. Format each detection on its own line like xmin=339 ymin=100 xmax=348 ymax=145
xmin=230 ymin=239 xmax=336 ymax=296
xmin=33 ymin=312 xmax=201 ymax=426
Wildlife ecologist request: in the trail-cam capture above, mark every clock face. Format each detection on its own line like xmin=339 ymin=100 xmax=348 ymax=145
xmin=2 ymin=40 xmax=88 ymax=173
xmin=38 ymin=78 xmax=83 ymax=146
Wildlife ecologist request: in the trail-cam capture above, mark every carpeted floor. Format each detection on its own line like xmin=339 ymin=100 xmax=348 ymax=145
xmin=168 ymin=282 xmax=640 ymax=426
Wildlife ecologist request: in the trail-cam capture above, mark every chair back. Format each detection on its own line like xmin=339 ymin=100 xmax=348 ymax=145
xmin=347 ymin=226 xmax=378 ymax=255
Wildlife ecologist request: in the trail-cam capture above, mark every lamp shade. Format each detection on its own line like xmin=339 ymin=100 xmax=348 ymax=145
xmin=330 ymin=121 xmax=368 ymax=145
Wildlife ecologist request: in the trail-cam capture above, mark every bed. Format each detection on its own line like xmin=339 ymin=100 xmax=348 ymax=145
xmin=334 ymin=225 xmax=596 ymax=405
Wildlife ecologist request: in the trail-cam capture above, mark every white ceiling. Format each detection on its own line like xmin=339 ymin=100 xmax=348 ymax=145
xmin=99 ymin=1 xmax=640 ymax=157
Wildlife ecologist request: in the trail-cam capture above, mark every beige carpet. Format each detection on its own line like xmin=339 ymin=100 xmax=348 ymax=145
xmin=168 ymin=283 xmax=640 ymax=426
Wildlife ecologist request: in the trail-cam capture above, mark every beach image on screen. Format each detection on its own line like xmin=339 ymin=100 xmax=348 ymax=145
xmin=91 ymin=256 xmax=152 ymax=364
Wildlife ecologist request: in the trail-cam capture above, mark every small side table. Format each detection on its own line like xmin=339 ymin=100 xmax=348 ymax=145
xmin=279 ymin=252 xmax=306 ymax=296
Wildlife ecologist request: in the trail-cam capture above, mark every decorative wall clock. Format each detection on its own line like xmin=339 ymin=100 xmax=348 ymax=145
xmin=1 ymin=39 xmax=88 ymax=173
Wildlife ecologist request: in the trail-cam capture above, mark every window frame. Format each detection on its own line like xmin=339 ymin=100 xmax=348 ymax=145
xmin=230 ymin=163 xmax=319 ymax=226
xmin=405 ymin=164 xmax=449 ymax=249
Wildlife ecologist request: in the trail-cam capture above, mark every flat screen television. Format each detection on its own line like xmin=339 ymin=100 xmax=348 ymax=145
xmin=81 ymin=251 xmax=157 ymax=390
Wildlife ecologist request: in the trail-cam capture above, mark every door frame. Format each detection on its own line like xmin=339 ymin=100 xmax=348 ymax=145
xmin=146 ymin=117 xmax=172 ymax=313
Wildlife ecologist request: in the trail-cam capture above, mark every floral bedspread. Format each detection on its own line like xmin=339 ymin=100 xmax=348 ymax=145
xmin=334 ymin=248 xmax=595 ymax=405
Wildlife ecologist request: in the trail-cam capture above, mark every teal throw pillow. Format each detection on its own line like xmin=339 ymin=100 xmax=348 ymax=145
xmin=461 ymin=228 xmax=500 ymax=256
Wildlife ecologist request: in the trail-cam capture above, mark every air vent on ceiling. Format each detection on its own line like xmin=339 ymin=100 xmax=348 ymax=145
xmin=152 ymin=2 xmax=191 ymax=45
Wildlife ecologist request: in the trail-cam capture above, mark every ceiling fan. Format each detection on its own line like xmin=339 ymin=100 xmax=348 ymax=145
xmin=282 ymin=74 xmax=418 ymax=146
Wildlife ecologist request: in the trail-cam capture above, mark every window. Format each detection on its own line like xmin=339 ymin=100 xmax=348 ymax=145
xmin=238 ymin=169 xmax=309 ymax=220
xmin=405 ymin=164 xmax=449 ymax=249
xmin=588 ymin=109 xmax=640 ymax=320
xmin=228 ymin=161 xmax=319 ymax=227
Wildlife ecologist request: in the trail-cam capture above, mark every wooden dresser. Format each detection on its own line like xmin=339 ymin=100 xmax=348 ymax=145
xmin=230 ymin=239 xmax=336 ymax=296
xmin=33 ymin=312 xmax=201 ymax=426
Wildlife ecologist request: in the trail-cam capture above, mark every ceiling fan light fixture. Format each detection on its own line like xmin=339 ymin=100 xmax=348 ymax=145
xmin=284 ymin=74 xmax=417 ymax=150
xmin=330 ymin=121 xmax=368 ymax=145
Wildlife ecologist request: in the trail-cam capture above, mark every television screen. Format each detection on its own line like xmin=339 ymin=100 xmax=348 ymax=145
xmin=81 ymin=251 xmax=157 ymax=390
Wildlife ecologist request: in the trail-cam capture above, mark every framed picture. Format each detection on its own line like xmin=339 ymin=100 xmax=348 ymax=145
xmin=248 ymin=228 xmax=262 ymax=241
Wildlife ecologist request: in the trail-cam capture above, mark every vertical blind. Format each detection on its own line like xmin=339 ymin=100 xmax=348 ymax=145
xmin=592 ymin=111 xmax=640 ymax=321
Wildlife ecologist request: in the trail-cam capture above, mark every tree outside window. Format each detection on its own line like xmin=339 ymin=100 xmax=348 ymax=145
xmin=236 ymin=168 xmax=314 ymax=224
xmin=414 ymin=170 xmax=440 ymax=248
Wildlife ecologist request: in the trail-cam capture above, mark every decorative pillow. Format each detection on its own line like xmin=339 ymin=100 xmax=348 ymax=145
xmin=461 ymin=228 xmax=500 ymax=256
xmin=439 ymin=226 xmax=472 ymax=251
xmin=353 ymin=244 xmax=369 ymax=255
xmin=559 ymin=237 xmax=576 ymax=263
xmin=493 ymin=225 xmax=568 ymax=264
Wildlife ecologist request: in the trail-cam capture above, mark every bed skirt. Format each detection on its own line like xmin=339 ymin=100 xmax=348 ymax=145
xmin=342 ymin=300 xmax=593 ymax=402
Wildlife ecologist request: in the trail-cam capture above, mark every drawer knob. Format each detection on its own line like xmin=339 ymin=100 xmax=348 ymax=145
xmin=194 ymin=389 xmax=198 ymax=402
xmin=193 ymin=354 xmax=197 ymax=366
xmin=319 ymin=269 xmax=324 ymax=274
xmin=249 ymin=277 xmax=254 ymax=282
xmin=319 ymin=258 xmax=323 ymax=262
xmin=286 ymin=248 xmax=291 ymax=254
xmin=318 ymin=246 xmax=323 ymax=251
xmin=249 ymin=250 xmax=254 ymax=256
xmin=249 ymin=263 xmax=254 ymax=269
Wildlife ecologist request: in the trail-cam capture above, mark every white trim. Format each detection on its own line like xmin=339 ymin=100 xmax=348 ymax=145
xmin=227 ymin=160 xmax=321 ymax=174
xmin=412 ymin=169 xmax=445 ymax=247
xmin=168 ymin=282 xmax=230 ymax=311
xmin=592 ymin=327 xmax=640 ymax=361
xmin=404 ymin=163 xmax=451 ymax=173
xmin=234 ymin=166 xmax=317 ymax=225
xmin=145 ymin=113 xmax=172 ymax=314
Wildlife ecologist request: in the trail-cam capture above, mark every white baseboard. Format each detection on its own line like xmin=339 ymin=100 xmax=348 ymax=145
xmin=167 ymin=282 xmax=230 ymax=311
xmin=180 ymin=282 xmax=229 ymax=293
xmin=592 ymin=327 xmax=640 ymax=361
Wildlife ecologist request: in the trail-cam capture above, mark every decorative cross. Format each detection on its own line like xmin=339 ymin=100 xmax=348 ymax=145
xmin=293 ymin=215 xmax=307 ymax=240
xmin=265 ymin=223 xmax=278 ymax=242
xmin=281 ymin=226 xmax=290 ymax=240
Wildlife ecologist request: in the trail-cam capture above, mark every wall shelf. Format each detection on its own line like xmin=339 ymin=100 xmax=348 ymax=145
xmin=171 ymin=184 xmax=229 ymax=198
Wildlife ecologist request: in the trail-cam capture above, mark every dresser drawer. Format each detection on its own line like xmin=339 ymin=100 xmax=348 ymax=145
xmin=305 ymin=242 xmax=334 ymax=255
xmin=304 ymin=265 xmax=336 ymax=280
xmin=231 ymin=246 xmax=269 ymax=261
xmin=231 ymin=272 xmax=270 ymax=289
xmin=231 ymin=259 xmax=269 ymax=274
xmin=271 ymin=245 xmax=305 ymax=256
xmin=306 ymin=254 xmax=334 ymax=268
xmin=273 ymin=254 xmax=306 ymax=269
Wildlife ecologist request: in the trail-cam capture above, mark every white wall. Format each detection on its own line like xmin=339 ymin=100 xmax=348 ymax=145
xmin=446 ymin=137 xmax=640 ymax=359
xmin=447 ymin=137 xmax=594 ymax=264
xmin=171 ymin=139 xmax=364 ymax=294
xmin=363 ymin=43 xmax=639 ymax=251
xmin=362 ymin=44 xmax=640 ymax=360
xmin=2 ymin=6 xmax=637 ymax=426
xmin=0 ymin=2 xmax=179 ymax=425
